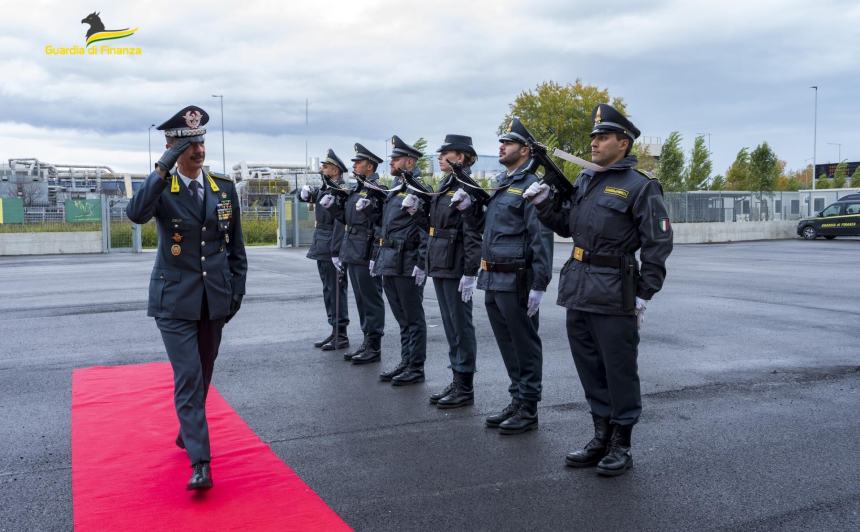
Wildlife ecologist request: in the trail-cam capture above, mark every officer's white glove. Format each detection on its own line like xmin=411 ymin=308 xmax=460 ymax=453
xmin=458 ymin=275 xmax=477 ymax=303
xmin=319 ymin=194 xmax=335 ymax=209
xmin=356 ymin=198 xmax=372 ymax=211
xmin=450 ymin=189 xmax=472 ymax=211
xmin=331 ymin=256 xmax=343 ymax=272
xmin=401 ymin=193 xmax=421 ymax=215
xmin=635 ymin=297 xmax=647 ymax=330
xmin=412 ymin=266 xmax=426 ymax=286
xmin=369 ymin=259 xmax=379 ymax=277
xmin=300 ymin=185 xmax=312 ymax=201
xmin=523 ymin=182 xmax=550 ymax=205
xmin=526 ymin=290 xmax=544 ymax=317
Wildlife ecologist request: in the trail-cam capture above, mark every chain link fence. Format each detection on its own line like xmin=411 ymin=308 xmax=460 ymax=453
xmin=664 ymin=189 xmax=860 ymax=223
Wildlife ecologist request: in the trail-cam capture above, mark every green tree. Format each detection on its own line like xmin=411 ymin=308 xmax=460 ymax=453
xmin=817 ymin=177 xmax=832 ymax=189
xmin=632 ymin=141 xmax=658 ymax=174
xmin=851 ymin=166 xmax=860 ymax=187
xmin=657 ymin=131 xmax=685 ymax=191
xmin=725 ymin=148 xmax=752 ymax=190
xmin=412 ymin=137 xmax=432 ymax=176
xmin=501 ymin=80 xmax=626 ymax=160
xmin=685 ymin=135 xmax=712 ymax=190
xmin=709 ymin=174 xmax=725 ymax=190
xmin=749 ymin=142 xmax=779 ymax=192
xmin=834 ymin=160 xmax=848 ymax=181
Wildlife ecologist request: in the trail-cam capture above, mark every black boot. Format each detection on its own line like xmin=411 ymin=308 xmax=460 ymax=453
xmin=485 ymin=398 xmax=521 ymax=428
xmin=345 ymin=336 xmax=367 ymax=361
xmin=186 ymin=462 xmax=213 ymax=490
xmin=380 ymin=360 xmax=408 ymax=382
xmin=321 ymin=327 xmax=349 ymax=351
xmin=429 ymin=376 xmax=455 ymax=405
xmin=437 ymin=371 xmax=474 ymax=409
xmin=391 ymin=365 xmax=425 ymax=386
xmin=565 ymin=415 xmax=611 ymax=467
xmin=314 ymin=327 xmax=335 ymax=348
xmin=352 ymin=335 xmax=381 ymax=364
xmin=596 ymin=424 xmax=634 ymax=477
xmin=499 ymin=401 xmax=538 ymax=435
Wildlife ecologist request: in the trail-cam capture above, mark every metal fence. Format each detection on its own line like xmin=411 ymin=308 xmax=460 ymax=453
xmin=664 ymin=189 xmax=860 ymax=223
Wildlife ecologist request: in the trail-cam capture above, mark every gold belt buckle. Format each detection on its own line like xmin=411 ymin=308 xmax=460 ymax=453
xmin=573 ymin=247 xmax=585 ymax=261
xmin=429 ymin=227 xmax=436 ymax=237
xmin=480 ymin=259 xmax=489 ymax=271
xmin=379 ymin=238 xmax=384 ymax=246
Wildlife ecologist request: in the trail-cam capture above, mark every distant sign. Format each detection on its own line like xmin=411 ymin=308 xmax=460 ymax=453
xmin=815 ymin=161 xmax=859 ymax=179
xmin=65 ymin=199 xmax=101 ymax=223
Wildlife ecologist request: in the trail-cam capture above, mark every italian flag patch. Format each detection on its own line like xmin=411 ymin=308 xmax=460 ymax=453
xmin=659 ymin=218 xmax=671 ymax=232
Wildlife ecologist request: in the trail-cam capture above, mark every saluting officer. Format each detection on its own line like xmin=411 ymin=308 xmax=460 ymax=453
xmin=374 ymin=136 xmax=429 ymax=386
xmin=126 ymin=105 xmax=247 ymax=490
xmin=321 ymin=144 xmax=386 ymax=364
xmin=299 ymin=149 xmax=350 ymax=351
xmin=524 ymin=104 xmax=673 ymax=476
xmin=455 ymin=118 xmax=553 ymax=434
xmin=404 ymin=134 xmax=481 ymax=407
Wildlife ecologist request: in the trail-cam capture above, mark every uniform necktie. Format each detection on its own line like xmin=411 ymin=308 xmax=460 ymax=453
xmin=189 ymin=180 xmax=204 ymax=217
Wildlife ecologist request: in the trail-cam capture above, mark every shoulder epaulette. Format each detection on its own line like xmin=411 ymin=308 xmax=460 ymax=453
xmin=208 ymin=172 xmax=234 ymax=182
xmin=634 ymin=169 xmax=658 ymax=180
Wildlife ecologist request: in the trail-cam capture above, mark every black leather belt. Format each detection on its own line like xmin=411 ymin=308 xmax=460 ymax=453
xmin=480 ymin=259 xmax=524 ymax=273
xmin=347 ymin=225 xmax=369 ymax=235
xmin=571 ymin=246 xmax=623 ymax=268
xmin=378 ymin=238 xmax=420 ymax=250
xmin=429 ymin=227 xmax=460 ymax=239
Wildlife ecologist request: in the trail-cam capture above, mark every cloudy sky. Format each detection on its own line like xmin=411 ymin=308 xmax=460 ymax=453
xmin=1 ymin=0 xmax=858 ymax=176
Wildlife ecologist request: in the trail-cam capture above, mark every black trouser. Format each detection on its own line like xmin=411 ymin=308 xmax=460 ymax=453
xmin=433 ymin=277 xmax=476 ymax=373
xmin=567 ymin=310 xmax=641 ymax=425
xmin=346 ymin=263 xmax=385 ymax=338
xmin=382 ymin=275 xmax=426 ymax=367
xmin=155 ymin=295 xmax=225 ymax=465
xmin=484 ymin=289 xmax=542 ymax=403
xmin=317 ymin=259 xmax=349 ymax=329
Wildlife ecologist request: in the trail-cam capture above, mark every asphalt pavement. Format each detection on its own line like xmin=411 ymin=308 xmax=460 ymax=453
xmin=0 ymin=239 xmax=858 ymax=531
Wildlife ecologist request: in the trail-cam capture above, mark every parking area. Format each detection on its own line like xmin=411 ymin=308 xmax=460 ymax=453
xmin=0 ymin=239 xmax=858 ymax=530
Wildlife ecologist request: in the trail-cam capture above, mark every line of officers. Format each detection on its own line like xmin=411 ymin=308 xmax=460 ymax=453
xmin=299 ymin=104 xmax=672 ymax=477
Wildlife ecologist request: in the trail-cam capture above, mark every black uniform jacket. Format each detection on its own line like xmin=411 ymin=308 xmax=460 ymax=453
xmin=327 ymin=173 xmax=384 ymax=267
xmin=127 ymin=170 xmax=248 ymax=320
xmin=371 ymin=176 xmax=428 ymax=277
xmin=536 ymin=156 xmax=673 ymax=315
xmin=411 ymin=173 xmax=482 ymax=279
xmin=466 ymin=162 xmax=552 ymax=293
xmin=299 ymin=184 xmax=346 ymax=261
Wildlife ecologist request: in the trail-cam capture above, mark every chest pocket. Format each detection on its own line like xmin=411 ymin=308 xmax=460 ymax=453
xmin=595 ymin=194 xmax=630 ymax=236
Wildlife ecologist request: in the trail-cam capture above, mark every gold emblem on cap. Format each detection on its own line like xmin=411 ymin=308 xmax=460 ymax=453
xmin=183 ymin=110 xmax=202 ymax=129
xmin=171 ymin=244 xmax=182 ymax=256
xmin=505 ymin=118 xmax=514 ymax=133
xmin=594 ymin=106 xmax=603 ymax=125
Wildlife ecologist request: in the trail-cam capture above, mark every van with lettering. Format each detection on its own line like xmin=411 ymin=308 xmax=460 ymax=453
xmin=797 ymin=194 xmax=860 ymax=239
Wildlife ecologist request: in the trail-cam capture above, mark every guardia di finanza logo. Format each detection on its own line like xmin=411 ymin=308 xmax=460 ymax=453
xmin=44 ymin=11 xmax=141 ymax=56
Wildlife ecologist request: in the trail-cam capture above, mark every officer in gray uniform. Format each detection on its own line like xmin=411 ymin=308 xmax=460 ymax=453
xmin=524 ymin=104 xmax=673 ymax=476
xmin=321 ymin=143 xmax=386 ymax=364
xmin=405 ymin=134 xmax=482 ymax=407
xmin=299 ymin=149 xmax=349 ymax=351
xmin=457 ymin=118 xmax=553 ymax=434
xmin=374 ymin=136 xmax=429 ymax=386
xmin=126 ymin=105 xmax=247 ymax=490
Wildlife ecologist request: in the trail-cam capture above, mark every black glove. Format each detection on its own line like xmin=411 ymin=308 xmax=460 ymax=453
xmin=155 ymin=136 xmax=200 ymax=172
xmin=225 ymin=294 xmax=243 ymax=323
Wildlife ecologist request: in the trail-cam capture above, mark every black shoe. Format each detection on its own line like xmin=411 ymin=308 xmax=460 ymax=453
xmin=175 ymin=431 xmax=185 ymax=449
xmin=499 ymin=402 xmax=538 ymax=435
xmin=429 ymin=380 xmax=455 ymax=405
xmin=346 ymin=337 xmax=367 ymax=361
xmin=321 ymin=333 xmax=349 ymax=351
xmin=391 ymin=367 xmax=425 ymax=386
xmin=186 ymin=462 xmax=213 ymax=490
xmin=314 ymin=328 xmax=335 ymax=348
xmin=565 ymin=415 xmax=611 ymax=468
xmin=352 ymin=336 xmax=381 ymax=365
xmin=437 ymin=371 xmax=474 ymax=409
xmin=380 ymin=361 xmax=408 ymax=382
xmin=485 ymin=399 xmax=521 ymax=428
xmin=596 ymin=424 xmax=634 ymax=477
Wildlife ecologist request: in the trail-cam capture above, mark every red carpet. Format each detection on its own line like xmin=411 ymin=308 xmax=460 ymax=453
xmin=72 ymin=362 xmax=350 ymax=531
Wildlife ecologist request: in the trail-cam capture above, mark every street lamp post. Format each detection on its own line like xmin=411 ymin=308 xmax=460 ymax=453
xmin=147 ymin=123 xmax=155 ymax=171
xmin=211 ymin=94 xmax=226 ymax=174
xmin=810 ymin=86 xmax=818 ymax=215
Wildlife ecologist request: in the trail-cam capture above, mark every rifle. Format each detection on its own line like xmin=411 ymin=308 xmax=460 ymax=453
xmin=321 ymin=172 xmax=350 ymax=198
xmin=523 ymin=140 xmax=576 ymax=201
xmin=393 ymin=167 xmax=433 ymax=200
xmin=447 ymin=159 xmax=491 ymax=205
